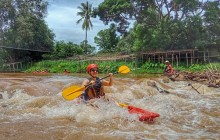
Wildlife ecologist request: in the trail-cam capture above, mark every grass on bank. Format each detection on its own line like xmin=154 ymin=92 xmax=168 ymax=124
xmin=25 ymin=60 xmax=220 ymax=75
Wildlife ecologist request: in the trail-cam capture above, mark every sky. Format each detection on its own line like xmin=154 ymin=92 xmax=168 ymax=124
xmin=45 ymin=0 xmax=106 ymax=47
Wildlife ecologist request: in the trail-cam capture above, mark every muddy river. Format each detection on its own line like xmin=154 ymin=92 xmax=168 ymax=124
xmin=0 ymin=73 xmax=219 ymax=140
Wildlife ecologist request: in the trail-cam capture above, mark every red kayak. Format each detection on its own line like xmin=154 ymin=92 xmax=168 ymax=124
xmin=127 ymin=105 xmax=160 ymax=121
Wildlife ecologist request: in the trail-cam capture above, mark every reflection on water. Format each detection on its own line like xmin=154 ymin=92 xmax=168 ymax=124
xmin=0 ymin=73 xmax=220 ymax=140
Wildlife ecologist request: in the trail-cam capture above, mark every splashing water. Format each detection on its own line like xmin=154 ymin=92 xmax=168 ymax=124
xmin=0 ymin=73 xmax=219 ymax=140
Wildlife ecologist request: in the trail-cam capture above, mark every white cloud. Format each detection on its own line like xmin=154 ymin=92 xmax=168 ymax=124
xmin=45 ymin=0 xmax=107 ymax=47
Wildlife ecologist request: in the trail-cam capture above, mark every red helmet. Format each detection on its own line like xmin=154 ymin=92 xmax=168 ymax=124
xmin=86 ymin=64 xmax=98 ymax=73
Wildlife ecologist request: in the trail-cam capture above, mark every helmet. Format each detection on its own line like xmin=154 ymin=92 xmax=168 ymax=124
xmin=165 ymin=60 xmax=169 ymax=63
xmin=86 ymin=64 xmax=98 ymax=73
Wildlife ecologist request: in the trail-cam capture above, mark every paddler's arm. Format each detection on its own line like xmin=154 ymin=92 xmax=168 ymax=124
xmin=102 ymin=73 xmax=113 ymax=86
xmin=81 ymin=79 xmax=90 ymax=87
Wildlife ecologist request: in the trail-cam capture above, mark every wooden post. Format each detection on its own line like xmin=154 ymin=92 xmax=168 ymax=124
xmin=172 ymin=53 xmax=174 ymax=66
xmin=12 ymin=63 xmax=15 ymax=72
xmin=16 ymin=63 xmax=18 ymax=71
xmin=176 ymin=55 xmax=178 ymax=69
xmin=192 ymin=50 xmax=195 ymax=64
xmin=8 ymin=64 xmax=11 ymax=71
xmin=207 ymin=50 xmax=209 ymax=63
xmin=166 ymin=53 xmax=167 ymax=61
xmin=154 ymin=54 xmax=155 ymax=62
xmin=142 ymin=54 xmax=143 ymax=64
xmin=186 ymin=53 xmax=188 ymax=67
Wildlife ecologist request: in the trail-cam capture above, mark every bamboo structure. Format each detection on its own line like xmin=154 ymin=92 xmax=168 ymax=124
xmin=3 ymin=62 xmax=23 ymax=72
xmin=140 ymin=49 xmax=199 ymax=67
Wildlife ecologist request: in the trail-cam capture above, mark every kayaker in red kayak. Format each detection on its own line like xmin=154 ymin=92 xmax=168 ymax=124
xmin=80 ymin=64 xmax=113 ymax=101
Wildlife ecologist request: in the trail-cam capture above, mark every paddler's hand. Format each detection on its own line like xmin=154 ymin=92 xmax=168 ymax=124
xmin=109 ymin=73 xmax=113 ymax=78
xmin=90 ymin=80 xmax=95 ymax=86
xmin=108 ymin=73 xmax=113 ymax=86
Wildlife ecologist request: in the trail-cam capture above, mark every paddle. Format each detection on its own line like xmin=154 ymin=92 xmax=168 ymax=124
xmin=62 ymin=65 xmax=130 ymax=100
xmin=118 ymin=103 xmax=160 ymax=121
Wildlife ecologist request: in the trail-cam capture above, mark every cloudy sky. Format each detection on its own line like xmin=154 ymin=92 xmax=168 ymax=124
xmin=45 ymin=0 xmax=106 ymax=47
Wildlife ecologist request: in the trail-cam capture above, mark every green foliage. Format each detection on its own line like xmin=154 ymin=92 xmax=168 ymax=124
xmin=76 ymin=1 xmax=93 ymax=30
xmin=0 ymin=0 xmax=54 ymax=62
xmin=95 ymin=0 xmax=132 ymax=34
xmin=42 ymin=41 xmax=84 ymax=59
xmin=94 ymin=23 xmax=119 ymax=52
xmin=24 ymin=58 xmax=220 ymax=79
xmin=203 ymin=1 xmax=220 ymax=45
xmin=79 ymin=41 xmax=96 ymax=54
xmin=94 ymin=0 xmax=220 ymax=53
xmin=139 ymin=62 xmax=165 ymax=73
xmin=25 ymin=60 xmax=135 ymax=74
xmin=116 ymin=29 xmax=135 ymax=53
xmin=188 ymin=64 xmax=205 ymax=71
xmin=1 ymin=0 xmax=219 ymax=63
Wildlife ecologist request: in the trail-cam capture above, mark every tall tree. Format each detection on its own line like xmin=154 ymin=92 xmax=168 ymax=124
xmin=117 ymin=29 xmax=135 ymax=53
xmin=96 ymin=0 xmax=219 ymax=52
xmin=94 ymin=23 xmax=119 ymax=53
xmin=0 ymin=0 xmax=54 ymax=62
xmin=76 ymin=1 xmax=93 ymax=54
xmin=203 ymin=1 xmax=220 ymax=46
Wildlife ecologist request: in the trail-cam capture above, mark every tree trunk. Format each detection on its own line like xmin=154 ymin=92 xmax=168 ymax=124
xmin=85 ymin=28 xmax=88 ymax=54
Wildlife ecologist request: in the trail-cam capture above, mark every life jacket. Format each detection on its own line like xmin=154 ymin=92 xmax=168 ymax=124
xmin=81 ymin=77 xmax=105 ymax=101
xmin=165 ymin=64 xmax=174 ymax=74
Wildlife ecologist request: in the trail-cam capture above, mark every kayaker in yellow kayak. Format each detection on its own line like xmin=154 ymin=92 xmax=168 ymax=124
xmin=80 ymin=64 xmax=113 ymax=101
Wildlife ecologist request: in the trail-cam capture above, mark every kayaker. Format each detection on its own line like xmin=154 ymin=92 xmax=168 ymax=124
xmin=164 ymin=60 xmax=175 ymax=76
xmin=80 ymin=64 xmax=113 ymax=101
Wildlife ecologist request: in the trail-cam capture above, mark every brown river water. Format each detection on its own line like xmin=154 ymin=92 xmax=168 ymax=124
xmin=0 ymin=73 xmax=219 ymax=140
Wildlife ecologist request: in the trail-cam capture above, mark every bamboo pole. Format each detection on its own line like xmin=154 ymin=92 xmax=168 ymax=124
xmin=166 ymin=53 xmax=167 ymax=61
xmin=176 ymin=55 xmax=178 ymax=68
xmin=193 ymin=50 xmax=195 ymax=64
xmin=172 ymin=53 xmax=174 ymax=66
xmin=186 ymin=53 xmax=188 ymax=67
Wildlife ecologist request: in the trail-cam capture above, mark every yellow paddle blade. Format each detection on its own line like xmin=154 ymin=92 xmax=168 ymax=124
xmin=118 ymin=65 xmax=130 ymax=74
xmin=62 ymin=85 xmax=85 ymax=100
xmin=118 ymin=103 xmax=128 ymax=107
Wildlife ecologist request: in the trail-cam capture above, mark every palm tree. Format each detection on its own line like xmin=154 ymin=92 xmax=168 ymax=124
xmin=76 ymin=1 xmax=93 ymax=54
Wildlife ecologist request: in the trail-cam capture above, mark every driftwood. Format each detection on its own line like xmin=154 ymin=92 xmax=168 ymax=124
xmin=188 ymin=83 xmax=201 ymax=94
xmin=181 ymin=68 xmax=220 ymax=88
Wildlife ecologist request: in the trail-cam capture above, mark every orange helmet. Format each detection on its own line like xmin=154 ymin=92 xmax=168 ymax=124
xmin=86 ymin=64 xmax=98 ymax=73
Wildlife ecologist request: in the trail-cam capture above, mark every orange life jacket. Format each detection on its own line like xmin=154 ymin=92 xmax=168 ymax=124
xmin=165 ymin=64 xmax=174 ymax=74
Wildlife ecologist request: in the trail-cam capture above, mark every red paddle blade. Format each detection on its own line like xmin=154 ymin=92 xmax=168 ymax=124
xmin=127 ymin=106 xmax=160 ymax=121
